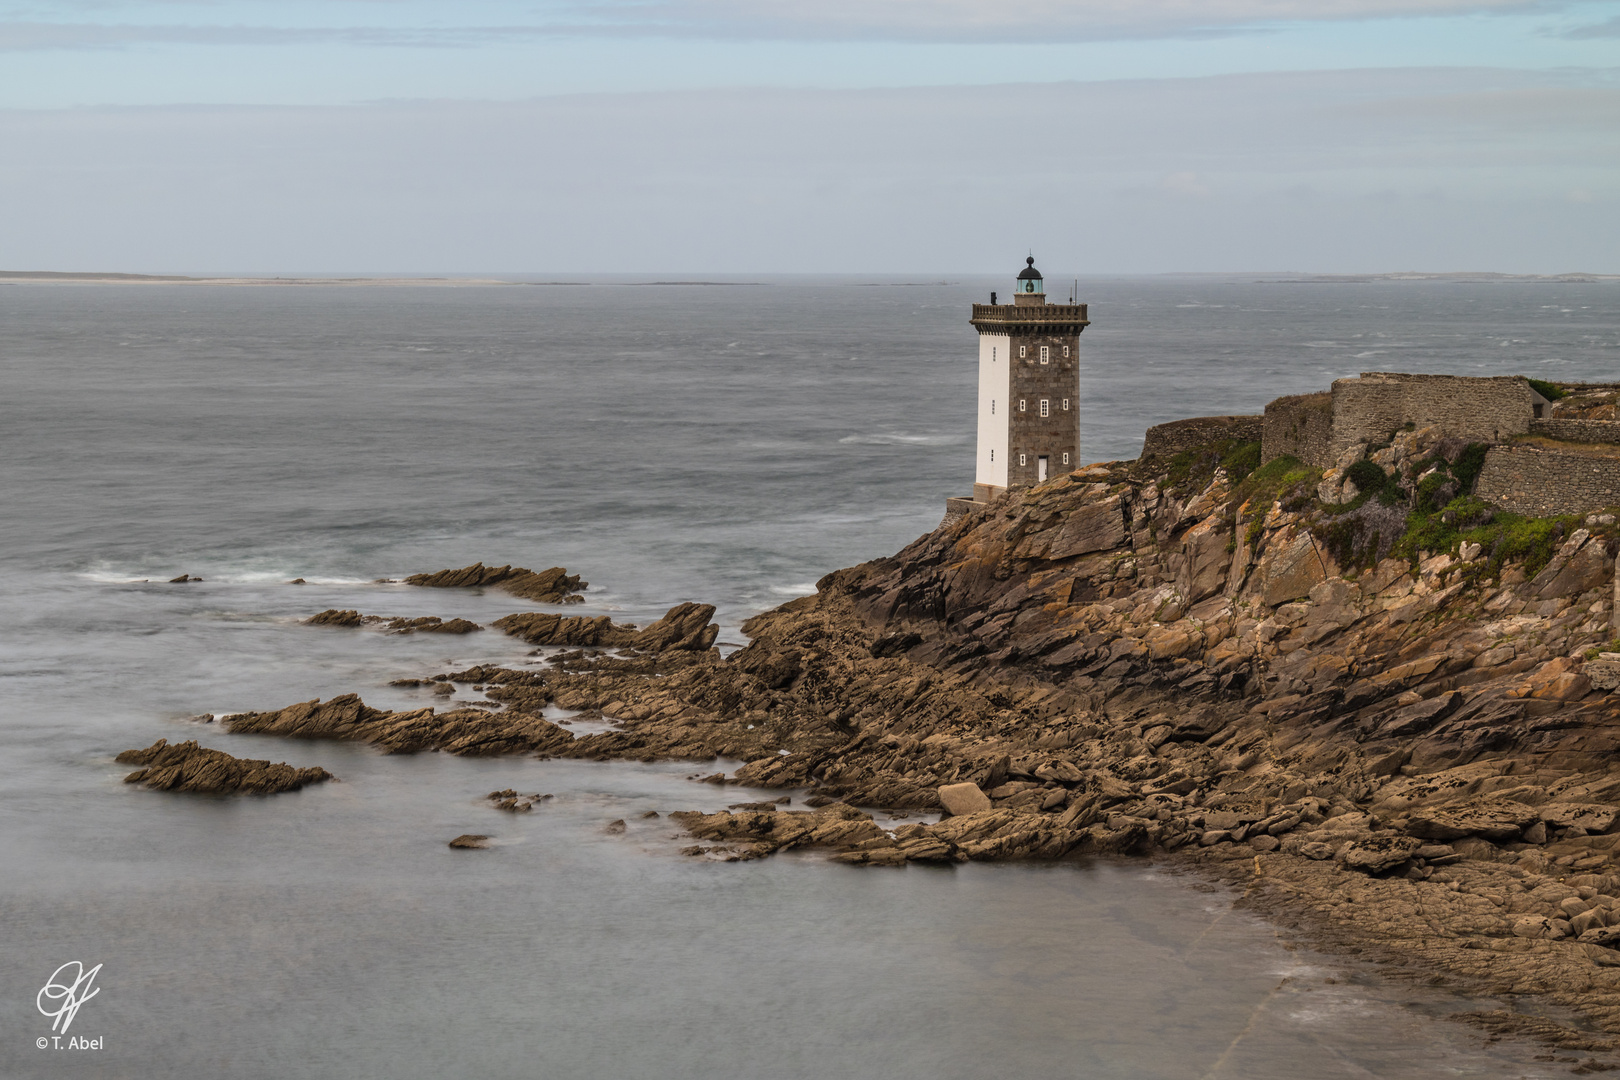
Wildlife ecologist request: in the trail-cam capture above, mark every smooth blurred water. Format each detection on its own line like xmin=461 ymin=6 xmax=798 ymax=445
xmin=1 ymin=278 xmax=1616 ymax=1078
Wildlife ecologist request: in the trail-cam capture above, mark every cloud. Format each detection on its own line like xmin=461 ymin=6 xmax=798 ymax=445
xmin=0 ymin=0 xmax=1607 ymax=50
xmin=1562 ymin=13 xmax=1620 ymax=35
xmin=566 ymin=0 xmax=1595 ymax=42
xmin=0 ymin=66 xmax=1612 ymax=272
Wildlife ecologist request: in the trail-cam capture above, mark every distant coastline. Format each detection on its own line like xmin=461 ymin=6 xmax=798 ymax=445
xmin=3 ymin=270 xmax=1615 ymax=287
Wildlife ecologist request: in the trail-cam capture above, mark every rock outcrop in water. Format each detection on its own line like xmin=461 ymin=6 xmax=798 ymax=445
xmin=305 ymin=609 xmax=482 ymax=634
xmin=493 ymin=601 xmax=719 ymax=652
xmin=222 ymin=693 xmax=574 ymax=756
xmin=116 ymin=738 xmax=333 ymax=794
xmin=405 ymin=563 xmax=586 ymax=604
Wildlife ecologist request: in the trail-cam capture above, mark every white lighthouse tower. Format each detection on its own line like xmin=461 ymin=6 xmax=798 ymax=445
xmin=949 ymin=257 xmax=1089 ymax=515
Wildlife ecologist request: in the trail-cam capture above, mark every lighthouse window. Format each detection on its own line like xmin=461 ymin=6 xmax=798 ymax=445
xmin=991 ymin=399 xmax=995 ymax=414
xmin=1019 ymin=345 xmax=1026 ymax=359
xmin=1019 ymin=454 xmax=1026 ymax=467
xmin=1019 ymin=399 xmax=1026 ymax=412
xmin=1039 ymin=346 xmax=1049 ymax=364
xmin=1064 ymin=346 xmax=1070 ymax=358
xmin=1062 ymin=398 xmax=1069 ymax=411
xmin=1039 ymin=399 xmax=1049 ymax=417
xmin=1063 ymin=453 xmax=1070 ymax=465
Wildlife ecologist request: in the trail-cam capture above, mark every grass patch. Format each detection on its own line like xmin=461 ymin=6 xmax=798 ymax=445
xmin=1526 ymin=377 xmax=1568 ymax=402
xmin=1138 ymin=438 xmax=1264 ymax=500
xmin=1384 ymin=498 xmax=1581 ymax=578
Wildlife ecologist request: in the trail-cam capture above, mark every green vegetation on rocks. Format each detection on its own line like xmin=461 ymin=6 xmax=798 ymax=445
xmin=1526 ymin=377 xmax=1568 ymax=402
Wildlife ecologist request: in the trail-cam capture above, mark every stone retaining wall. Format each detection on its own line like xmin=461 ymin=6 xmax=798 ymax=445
xmin=1530 ymin=418 xmax=1620 ymax=445
xmin=1475 ymin=445 xmax=1620 ymax=517
xmin=1140 ymin=415 xmax=1263 ymax=459
xmin=1262 ymin=393 xmax=1333 ymax=465
xmin=1330 ymin=372 xmax=1533 ymax=461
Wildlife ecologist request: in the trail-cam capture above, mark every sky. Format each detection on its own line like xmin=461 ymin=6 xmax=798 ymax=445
xmin=0 ymin=0 xmax=1615 ymax=273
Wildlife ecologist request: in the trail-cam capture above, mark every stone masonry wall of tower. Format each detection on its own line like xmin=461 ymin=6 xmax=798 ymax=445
xmin=1007 ymin=331 xmax=1080 ymax=486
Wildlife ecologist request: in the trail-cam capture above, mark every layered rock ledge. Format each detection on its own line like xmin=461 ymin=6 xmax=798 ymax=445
xmin=116 ymin=738 xmax=334 ymax=795
xmin=405 ymin=563 xmax=585 ymax=604
xmin=307 ymin=609 xmax=481 ymax=634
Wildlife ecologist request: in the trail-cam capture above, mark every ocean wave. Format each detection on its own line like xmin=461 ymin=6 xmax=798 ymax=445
xmin=838 ymin=432 xmax=966 ymax=446
xmin=75 ymin=566 xmax=377 ymax=586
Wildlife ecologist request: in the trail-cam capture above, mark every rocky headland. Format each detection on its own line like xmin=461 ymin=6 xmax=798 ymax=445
xmin=189 ymin=423 xmax=1620 ymax=1053
xmin=116 ymin=738 xmax=334 ymax=795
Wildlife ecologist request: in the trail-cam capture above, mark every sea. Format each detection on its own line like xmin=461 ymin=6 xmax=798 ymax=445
xmin=2 ymin=276 xmax=1617 ymax=1079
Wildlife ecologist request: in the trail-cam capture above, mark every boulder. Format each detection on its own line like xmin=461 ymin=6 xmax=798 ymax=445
xmin=1588 ymin=659 xmax=1620 ymax=692
xmin=1540 ymin=803 xmax=1620 ymax=834
xmin=1340 ymin=835 xmax=1421 ymax=874
xmin=938 ymin=782 xmax=993 ymax=817
xmin=1406 ymin=797 xmax=1540 ymax=842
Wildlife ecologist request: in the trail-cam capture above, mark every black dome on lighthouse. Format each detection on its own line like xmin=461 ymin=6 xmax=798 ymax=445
xmin=1016 ymin=256 xmax=1042 ymax=281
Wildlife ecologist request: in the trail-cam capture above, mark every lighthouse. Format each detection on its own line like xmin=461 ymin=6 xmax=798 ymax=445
xmin=949 ymin=257 xmax=1089 ymax=514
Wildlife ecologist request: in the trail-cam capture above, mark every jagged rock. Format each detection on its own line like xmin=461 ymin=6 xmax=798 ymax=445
xmin=306 ymin=610 xmax=481 ymax=634
xmin=307 ymin=609 xmax=364 ymax=627
xmin=487 ymin=789 xmax=550 ymax=811
xmin=493 ymin=612 xmax=629 ymax=647
xmin=221 ymin=694 xmax=573 ymax=756
xmin=406 ymin=562 xmax=586 ymax=603
xmin=385 ymin=616 xmax=481 ymax=634
xmin=631 ymin=603 xmax=720 ymax=652
xmin=1258 ymin=531 xmax=1329 ymax=606
xmin=448 ymin=834 xmax=490 ymax=849
xmin=493 ymin=602 xmax=717 ymax=654
xmin=116 ymin=739 xmax=333 ymax=795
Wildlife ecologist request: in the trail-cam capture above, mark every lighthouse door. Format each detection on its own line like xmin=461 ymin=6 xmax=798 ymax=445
xmin=1037 ymin=455 xmax=1049 ymax=482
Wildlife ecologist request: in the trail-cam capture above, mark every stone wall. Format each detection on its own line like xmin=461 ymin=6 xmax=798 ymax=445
xmin=1140 ymin=415 xmax=1262 ymax=460
xmin=1262 ymin=392 xmax=1333 ymax=465
xmin=1329 ymin=372 xmax=1533 ymax=461
xmin=1530 ymin=418 xmax=1620 ymax=445
xmin=1475 ymin=445 xmax=1620 ymax=517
